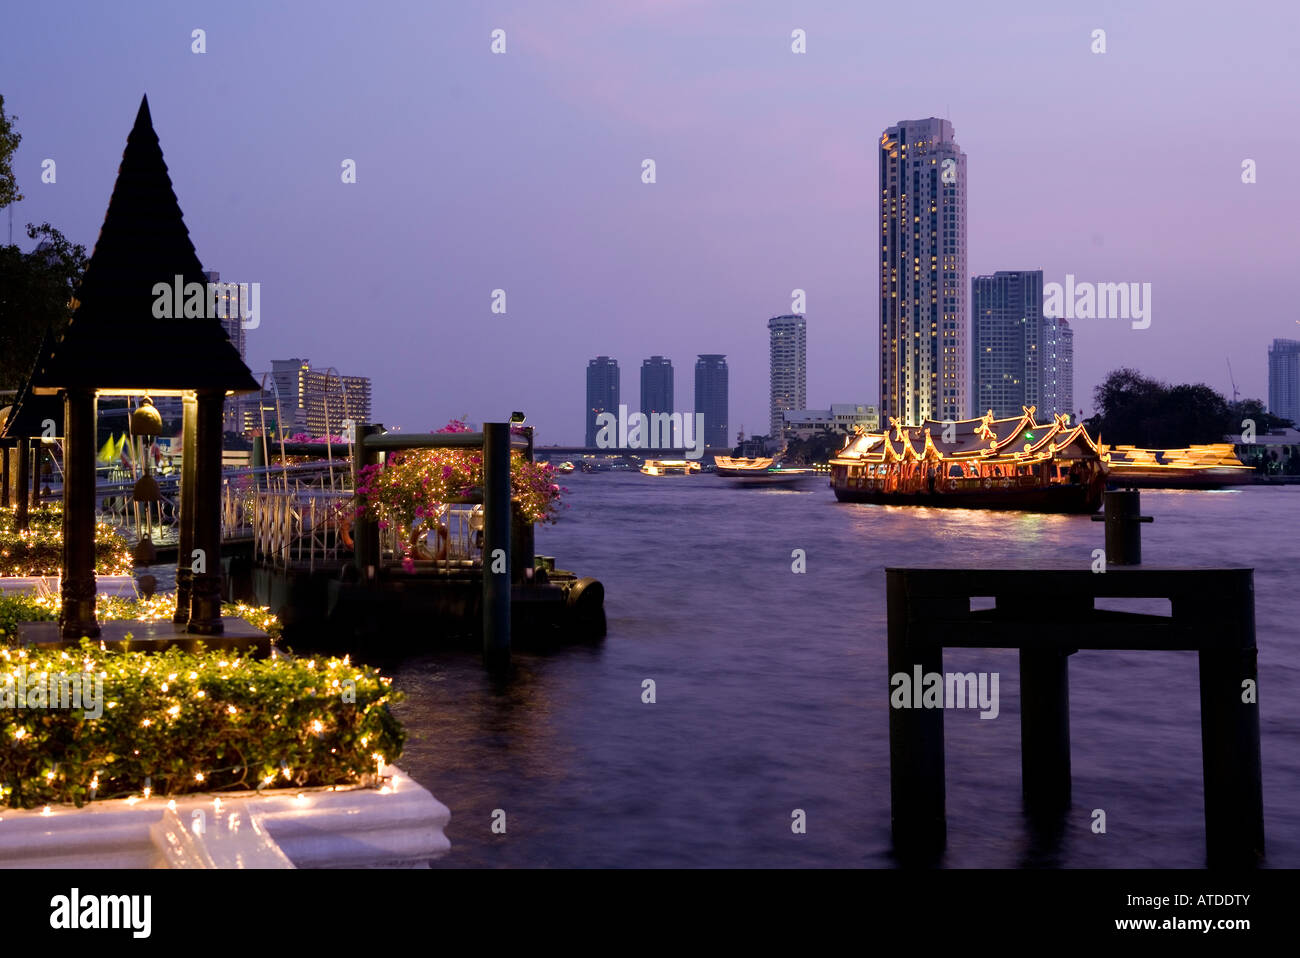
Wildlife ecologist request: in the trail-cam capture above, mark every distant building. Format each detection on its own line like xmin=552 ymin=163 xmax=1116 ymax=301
xmin=880 ymin=117 xmax=967 ymax=425
xmin=300 ymin=368 xmax=372 ymax=438
xmin=204 ymin=270 xmax=246 ymax=362
xmin=694 ymin=354 xmax=729 ymax=449
xmin=640 ymin=356 xmax=673 ymax=420
xmin=1268 ymin=339 xmax=1300 ymax=426
xmin=769 ymin=315 xmax=807 ymax=438
xmin=269 ymin=358 xmax=309 ymax=434
xmin=972 ymin=271 xmax=1042 ymax=419
xmin=262 ymin=359 xmax=371 ymax=438
xmin=783 ymin=403 xmax=879 ymax=440
xmin=971 ymin=271 xmax=1074 ymax=422
xmin=1039 ymin=317 xmax=1074 ymax=420
xmin=586 ymin=356 xmax=620 ymax=446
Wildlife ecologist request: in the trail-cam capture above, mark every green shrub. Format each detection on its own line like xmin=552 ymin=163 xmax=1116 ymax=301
xmin=0 ymin=507 xmax=132 ymax=577
xmin=0 ymin=639 xmax=404 ymax=809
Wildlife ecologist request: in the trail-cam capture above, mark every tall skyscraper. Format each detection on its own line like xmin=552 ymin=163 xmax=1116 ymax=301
xmin=879 ymin=118 xmax=968 ymax=425
xmin=769 ymin=315 xmax=807 ymax=438
xmin=586 ymin=356 xmax=620 ymax=446
xmin=640 ymin=356 xmax=674 ymax=420
xmin=694 ymin=354 xmax=729 ymax=449
xmin=1269 ymin=339 xmax=1300 ymax=426
xmin=1039 ymin=317 xmax=1074 ymax=421
xmin=972 ymin=270 xmax=1042 ymax=419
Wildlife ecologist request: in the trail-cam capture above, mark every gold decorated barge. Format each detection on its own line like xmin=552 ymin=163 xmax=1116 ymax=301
xmin=829 ymin=408 xmax=1108 ymax=513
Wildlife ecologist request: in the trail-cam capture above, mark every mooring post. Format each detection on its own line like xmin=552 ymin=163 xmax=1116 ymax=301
xmin=482 ymin=422 xmax=511 ymax=671
xmin=886 ymin=570 xmax=946 ymax=861
xmin=352 ymin=423 xmax=383 ymax=584
xmin=1019 ymin=648 xmax=1073 ymax=815
xmin=1195 ymin=575 xmax=1265 ymax=867
xmin=1091 ymin=489 xmax=1152 ymax=565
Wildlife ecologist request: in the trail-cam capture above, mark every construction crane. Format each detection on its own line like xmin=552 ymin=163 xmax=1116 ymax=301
xmin=1226 ymin=358 xmax=1240 ymax=404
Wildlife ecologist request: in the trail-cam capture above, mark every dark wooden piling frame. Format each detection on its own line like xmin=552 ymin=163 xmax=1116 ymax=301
xmin=352 ymin=422 xmax=531 ymax=672
xmin=886 ymin=565 xmax=1264 ymax=867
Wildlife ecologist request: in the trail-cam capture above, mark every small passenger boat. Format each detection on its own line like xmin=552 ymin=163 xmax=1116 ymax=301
xmin=640 ymin=459 xmax=701 ymax=476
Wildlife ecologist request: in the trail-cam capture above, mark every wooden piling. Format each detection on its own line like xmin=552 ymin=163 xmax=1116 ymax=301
xmin=886 ymin=569 xmax=946 ymax=860
xmin=482 ymin=422 xmax=511 ymax=671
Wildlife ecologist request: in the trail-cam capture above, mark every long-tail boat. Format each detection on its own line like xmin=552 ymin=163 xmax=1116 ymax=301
xmin=829 ymin=407 xmax=1108 ymax=513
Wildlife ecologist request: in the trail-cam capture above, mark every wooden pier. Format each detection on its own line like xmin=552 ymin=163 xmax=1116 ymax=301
xmin=886 ymin=563 xmax=1264 ymax=867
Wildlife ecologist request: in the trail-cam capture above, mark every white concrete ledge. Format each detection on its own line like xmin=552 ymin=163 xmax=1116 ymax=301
xmin=0 ymin=575 xmax=137 ymax=596
xmin=0 ymin=766 xmax=449 ymax=868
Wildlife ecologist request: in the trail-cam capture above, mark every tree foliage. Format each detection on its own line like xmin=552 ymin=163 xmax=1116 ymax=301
xmin=0 ymin=94 xmax=22 ymax=209
xmin=0 ymin=223 xmax=88 ymax=390
xmin=1085 ymin=367 xmax=1289 ymax=447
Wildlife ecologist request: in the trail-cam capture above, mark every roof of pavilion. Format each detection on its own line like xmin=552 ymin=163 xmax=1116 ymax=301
xmin=29 ymin=96 xmax=258 ymax=396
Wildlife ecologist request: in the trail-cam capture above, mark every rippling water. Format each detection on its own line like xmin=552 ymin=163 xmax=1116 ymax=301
xmin=379 ymin=474 xmax=1300 ymax=868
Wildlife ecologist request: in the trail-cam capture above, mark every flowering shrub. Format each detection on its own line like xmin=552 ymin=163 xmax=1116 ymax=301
xmin=0 ymin=639 xmax=404 ymax=808
xmin=0 ymin=507 xmax=132 ymax=577
xmin=0 ymin=592 xmax=282 ymax=644
xmin=354 ymin=422 xmax=564 ymax=535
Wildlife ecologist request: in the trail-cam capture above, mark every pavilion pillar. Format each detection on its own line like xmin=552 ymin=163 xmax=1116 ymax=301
xmin=14 ymin=437 xmax=30 ymax=530
xmin=60 ymin=389 xmax=100 ymax=639
xmin=187 ymin=390 xmax=225 ymax=635
xmin=1 ymin=442 xmax=10 ymax=508
xmin=174 ymin=392 xmax=198 ymax=624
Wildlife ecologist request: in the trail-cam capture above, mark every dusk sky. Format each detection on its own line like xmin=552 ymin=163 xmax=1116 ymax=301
xmin=3 ymin=0 xmax=1297 ymax=443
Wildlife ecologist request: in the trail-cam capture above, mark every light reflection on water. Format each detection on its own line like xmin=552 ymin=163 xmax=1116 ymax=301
xmin=366 ymin=477 xmax=1297 ymax=866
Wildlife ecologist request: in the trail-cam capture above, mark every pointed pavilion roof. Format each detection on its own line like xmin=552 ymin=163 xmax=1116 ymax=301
xmin=30 ymin=96 xmax=259 ymax=395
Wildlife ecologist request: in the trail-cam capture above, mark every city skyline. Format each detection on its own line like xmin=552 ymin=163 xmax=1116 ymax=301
xmin=2 ymin=3 xmax=1295 ymax=443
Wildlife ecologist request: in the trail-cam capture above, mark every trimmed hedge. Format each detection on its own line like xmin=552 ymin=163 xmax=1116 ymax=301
xmin=0 ymin=507 xmax=133 ymax=577
xmin=1 ymin=639 xmax=405 ymax=809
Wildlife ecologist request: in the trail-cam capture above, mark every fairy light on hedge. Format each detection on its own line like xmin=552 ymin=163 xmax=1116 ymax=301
xmin=0 ymin=640 xmax=405 ymax=810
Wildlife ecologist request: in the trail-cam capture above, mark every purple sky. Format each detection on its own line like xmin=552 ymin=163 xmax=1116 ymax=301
xmin=3 ymin=1 xmax=1297 ymax=443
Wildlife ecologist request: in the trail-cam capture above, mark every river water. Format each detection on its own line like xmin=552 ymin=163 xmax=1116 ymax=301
xmin=385 ymin=473 xmax=1300 ymax=868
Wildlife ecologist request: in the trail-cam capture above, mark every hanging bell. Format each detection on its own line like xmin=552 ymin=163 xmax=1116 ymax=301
xmin=133 ymin=472 xmax=161 ymax=503
xmin=133 ymin=534 xmax=157 ymax=566
xmin=130 ymin=397 xmax=164 ymax=439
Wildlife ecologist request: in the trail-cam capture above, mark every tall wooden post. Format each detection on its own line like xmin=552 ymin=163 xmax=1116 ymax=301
xmin=1019 ymin=648 xmax=1073 ymax=814
xmin=1196 ymin=583 xmax=1265 ymax=867
xmin=886 ymin=570 xmax=946 ymax=860
xmin=352 ymin=423 xmax=383 ymax=583
xmin=60 ymin=389 xmax=100 ymax=639
xmin=14 ymin=437 xmax=30 ymax=531
xmin=482 ymin=422 xmax=511 ymax=671
xmin=187 ymin=390 xmax=225 ymax=634
xmin=174 ymin=392 xmax=198 ymax=624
